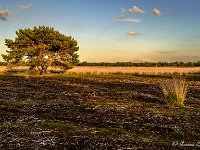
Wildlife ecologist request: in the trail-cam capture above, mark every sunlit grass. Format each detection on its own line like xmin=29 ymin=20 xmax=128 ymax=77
xmin=1 ymin=66 xmax=200 ymax=76
xmin=160 ymin=77 xmax=188 ymax=107
xmin=65 ymin=66 xmax=200 ymax=75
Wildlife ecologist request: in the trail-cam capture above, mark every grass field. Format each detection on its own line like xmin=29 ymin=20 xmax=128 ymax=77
xmin=66 ymin=66 xmax=200 ymax=75
xmin=1 ymin=66 xmax=200 ymax=75
xmin=0 ymin=71 xmax=200 ymax=149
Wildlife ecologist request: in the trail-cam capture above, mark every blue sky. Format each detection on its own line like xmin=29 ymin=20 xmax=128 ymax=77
xmin=0 ymin=0 xmax=200 ymax=62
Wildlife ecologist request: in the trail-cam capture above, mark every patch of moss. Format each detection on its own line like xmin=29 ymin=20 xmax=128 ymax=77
xmin=43 ymin=122 xmax=77 ymax=131
xmin=97 ymin=127 xmax=126 ymax=135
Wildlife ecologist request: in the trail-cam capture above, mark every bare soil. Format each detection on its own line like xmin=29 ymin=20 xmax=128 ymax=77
xmin=0 ymin=73 xmax=200 ymax=150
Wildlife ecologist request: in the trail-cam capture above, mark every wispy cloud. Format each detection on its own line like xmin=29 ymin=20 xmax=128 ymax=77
xmin=19 ymin=3 xmax=32 ymax=10
xmin=117 ymin=15 xmax=126 ymax=20
xmin=127 ymin=31 xmax=138 ymax=36
xmin=155 ymin=50 xmax=175 ymax=54
xmin=128 ymin=6 xmax=145 ymax=14
xmin=116 ymin=5 xmax=145 ymax=36
xmin=116 ymin=17 xmax=142 ymax=23
xmin=121 ymin=8 xmax=128 ymax=15
xmin=152 ymin=8 xmax=161 ymax=16
xmin=155 ymin=50 xmax=177 ymax=55
xmin=0 ymin=9 xmax=10 ymax=21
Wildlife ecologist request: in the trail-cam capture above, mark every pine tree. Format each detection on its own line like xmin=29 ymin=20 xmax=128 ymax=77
xmin=2 ymin=26 xmax=79 ymax=74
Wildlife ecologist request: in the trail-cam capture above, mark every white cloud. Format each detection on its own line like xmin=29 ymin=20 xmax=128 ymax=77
xmin=127 ymin=31 xmax=138 ymax=36
xmin=0 ymin=9 xmax=10 ymax=21
xmin=19 ymin=3 xmax=32 ymax=10
xmin=152 ymin=8 xmax=161 ymax=16
xmin=129 ymin=6 xmax=145 ymax=14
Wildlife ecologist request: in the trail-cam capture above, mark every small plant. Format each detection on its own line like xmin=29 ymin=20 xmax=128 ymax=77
xmin=170 ymin=130 xmax=200 ymax=139
xmin=160 ymin=77 xmax=188 ymax=107
xmin=186 ymin=130 xmax=200 ymax=139
xmin=170 ymin=130 xmax=185 ymax=139
xmin=43 ymin=122 xmax=77 ymax=131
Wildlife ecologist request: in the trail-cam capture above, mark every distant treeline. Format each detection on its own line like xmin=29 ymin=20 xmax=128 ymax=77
xmin=78 ymin=61 xmax=200 ymax=67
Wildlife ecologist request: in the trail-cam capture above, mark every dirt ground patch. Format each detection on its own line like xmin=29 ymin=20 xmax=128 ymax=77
xmin=0 ymin=74 xmax=200 ymax=149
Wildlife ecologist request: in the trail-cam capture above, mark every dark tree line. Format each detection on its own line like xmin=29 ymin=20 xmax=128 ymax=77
xmin=78 ymin=61 xmax=200 ymax=67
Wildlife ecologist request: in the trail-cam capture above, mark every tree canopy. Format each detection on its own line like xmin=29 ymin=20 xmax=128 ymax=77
xmin=2 ymin=26 xmax=79 ymax=74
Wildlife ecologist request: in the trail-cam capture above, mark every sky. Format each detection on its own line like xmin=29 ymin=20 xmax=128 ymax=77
xmin=0 ymin=0 xmax=200 ymax=62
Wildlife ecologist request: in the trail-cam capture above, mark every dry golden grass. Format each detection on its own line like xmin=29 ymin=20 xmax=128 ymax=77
xmin=160 ymin=77 xmax=188 ymax=107
xmin=0 ymin=66 xmax=7 ymax=72
xmin=65 ymin=66 xmax=200 ymax=75
xmin=0 ymin=66 xmax=200 ymax=75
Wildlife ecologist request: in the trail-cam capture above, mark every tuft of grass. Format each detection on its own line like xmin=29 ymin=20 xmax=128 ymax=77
xmin=43 ymin=122 xmax=77 ymax=131
xmin=186 ymin=130 xmax=200 ymax=139
xmin=170 ymin=130 xmax=200 ymax=140
xmin=170 ymin=130 xmax=185 ymax=139
xmin=160 ymin=77 xmax=188 ymax=107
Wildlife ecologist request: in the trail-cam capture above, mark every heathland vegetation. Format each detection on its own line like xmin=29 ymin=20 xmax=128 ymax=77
xmin=0 ymin=72 xmax=200 ymax=149
xmin=0 ymin=26 xmax=200 ymax=149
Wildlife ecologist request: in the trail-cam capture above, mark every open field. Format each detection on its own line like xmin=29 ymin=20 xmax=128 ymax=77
xmin=66 ymin=66 xmax=200 ymax=75
xmin=0 ymin=73 xmax=200 ymax=149
xmin=1 ymin=66 xmax=200 ymax=75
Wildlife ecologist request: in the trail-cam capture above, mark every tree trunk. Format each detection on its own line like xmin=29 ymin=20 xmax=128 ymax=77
xmin=37 ymin=65 xmax=48 ymax=75
xmin=37 ymin=66 xmax=43 ymax=75
xmin=29 ymin=65 xmax=36 ymax=70
xmin=43 ymin=66 xmax=48 ymax=73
